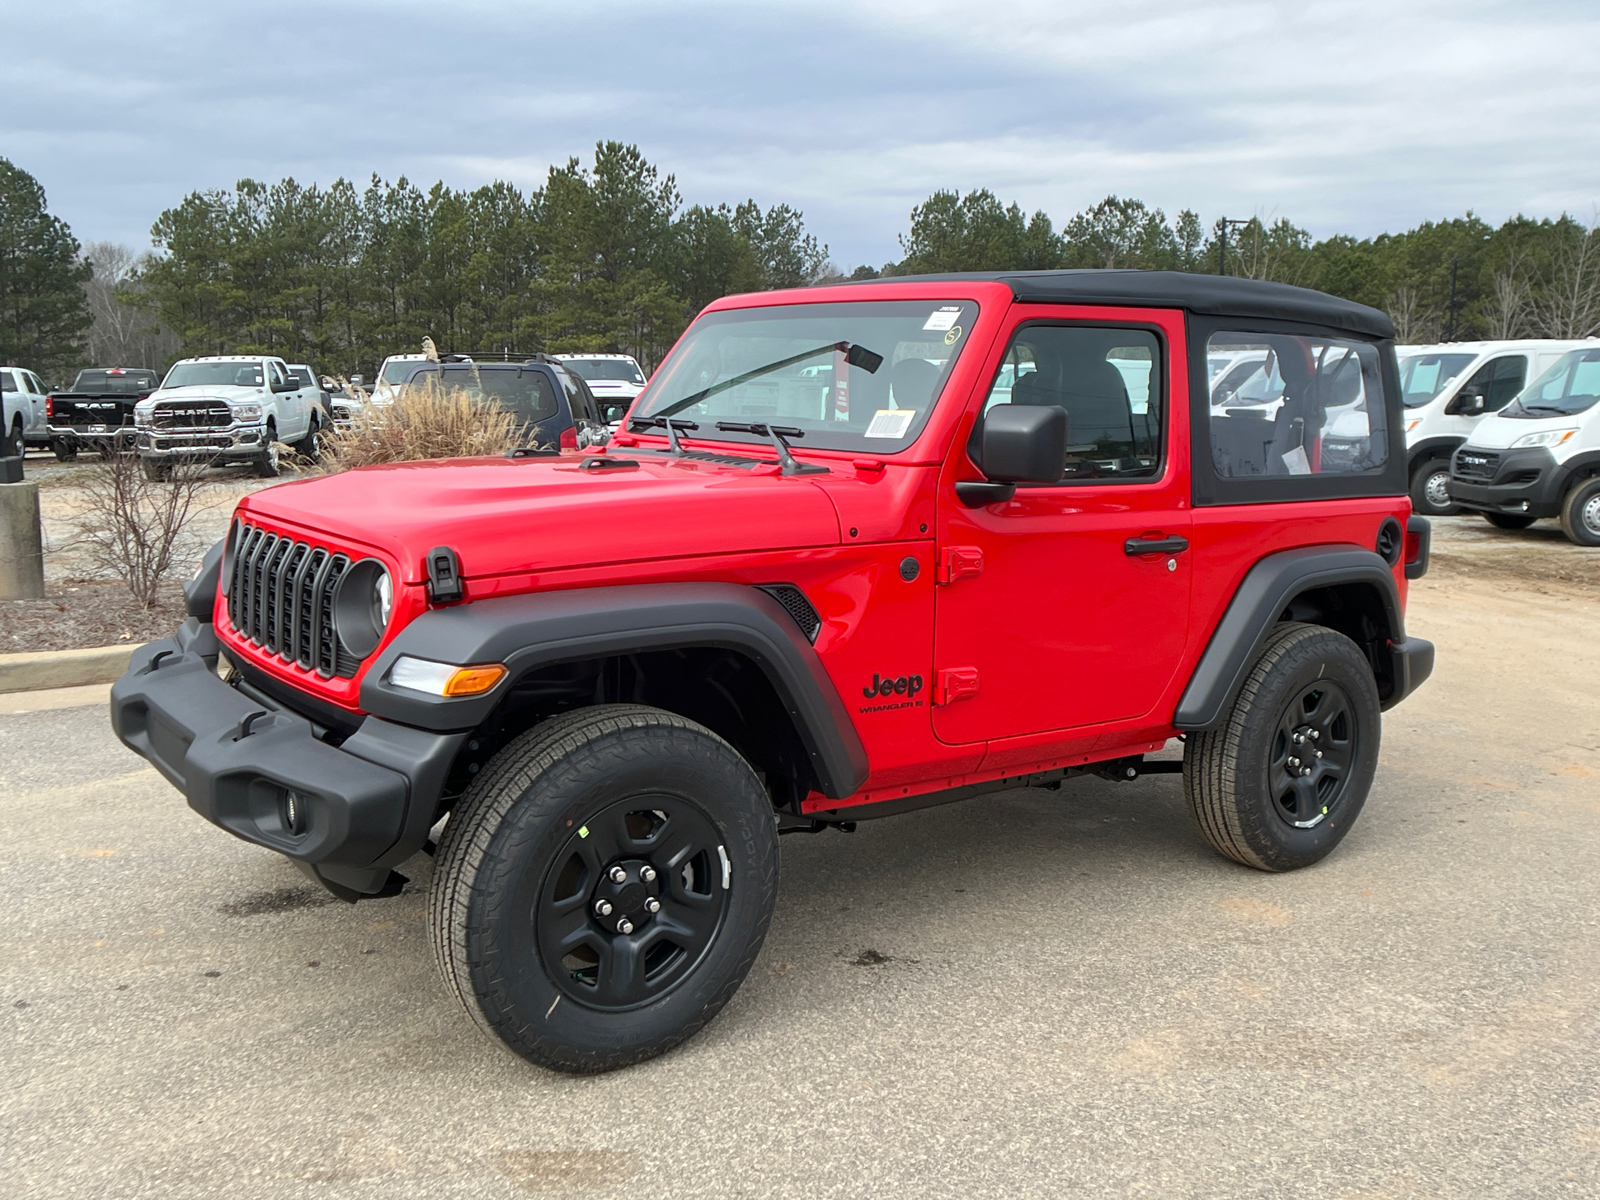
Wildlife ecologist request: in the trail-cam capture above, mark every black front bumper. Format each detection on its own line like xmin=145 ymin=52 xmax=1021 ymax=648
xmin=110 ymin=621 xmax=467 ymax=899
xmin=1448 ymin=446 xmax=1563 ymax=517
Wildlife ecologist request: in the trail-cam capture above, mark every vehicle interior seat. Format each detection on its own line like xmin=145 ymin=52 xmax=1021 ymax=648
xmin=889 ymin=357 xmax=939 ymax=410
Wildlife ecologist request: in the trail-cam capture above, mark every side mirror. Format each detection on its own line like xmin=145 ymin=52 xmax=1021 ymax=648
xmin=958 ymin=404 xmax=1066 ymax=507
xmin=350 ymin=375 xmax=365 ymax=386
xmin=1448 ymin=390 xmax=1486 ymax=415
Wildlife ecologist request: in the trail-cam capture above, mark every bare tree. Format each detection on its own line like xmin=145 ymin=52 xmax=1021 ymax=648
xmin=1386 ymin=286 xmax=1432 ymax=343
xmin=1528 ymin=213 xmax=1600 ymax=339
xmin=1484 ymin=251 xmax=1531 ymax=339
xmin=81 ymin=241 xmax=177 ymax=369
xmin=78 ymin=451 xmax=211 ymax=609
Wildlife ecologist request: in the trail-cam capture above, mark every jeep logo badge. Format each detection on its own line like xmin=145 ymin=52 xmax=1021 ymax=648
xmin=863 ymin=673 xmax=923 ymax=699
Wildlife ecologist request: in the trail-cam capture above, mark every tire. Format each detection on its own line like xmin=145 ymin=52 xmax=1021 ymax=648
xmin=1409 ymin=460 xmax=1457 ymax=516
xmin=291 ymin=417 xmax=321 ymax=460
xmin=7 ymin=421 xmax=23 ymax=459
xmin=51 ymin=440 xmax=77 ymax=463
xmin=141 ymin=457 xmax=171 ymax=482
xmin=1484 ymin=512 xmax=1536 ymax=531
xmin=253 ymin=426 xmax=280 ymax=478
xmin=1558 ymin=477 xmax=1600 ymax=546
xmin=1184 ymin=622 xmax=1381 ymax=872
xmin=429 ymin=704 xmax=779 ymax=1073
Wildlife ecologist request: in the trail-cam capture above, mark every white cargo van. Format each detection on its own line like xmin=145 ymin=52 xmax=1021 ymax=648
xmin=1399 ymin=340 xmax=1588 ymax=515
xmin=1448 ymin=344 xmax=1600 ymax=545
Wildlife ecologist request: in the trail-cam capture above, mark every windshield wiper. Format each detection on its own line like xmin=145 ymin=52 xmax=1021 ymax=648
xmin=627 ymin=416 xmax=699 ymax=454
xmin=716 ymin=422 xmax=828 ymax=476
xmin=1518 ymin=404 xmax=1569 ymax=415
xmin=654 ymin=341 xmax=883 ymax=421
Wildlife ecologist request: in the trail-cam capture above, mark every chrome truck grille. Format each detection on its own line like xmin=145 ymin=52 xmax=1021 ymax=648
xmin=153 ymin=400 xmax=233 ymax=429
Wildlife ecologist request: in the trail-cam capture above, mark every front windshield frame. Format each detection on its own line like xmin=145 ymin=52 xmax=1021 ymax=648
xmin=633 ymin=298 xmax=982 ymax=455
xmin=1504 ymin=347 xmax=1600 ymax=418
xmin=1397 ymin=351 xmax=1477 ymax=409
xmin=161 ymin=360 xmax=265 ymax=390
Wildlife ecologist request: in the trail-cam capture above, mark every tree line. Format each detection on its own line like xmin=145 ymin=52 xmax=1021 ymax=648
xmin=1 ymin=148 xmax=1598 ymax=384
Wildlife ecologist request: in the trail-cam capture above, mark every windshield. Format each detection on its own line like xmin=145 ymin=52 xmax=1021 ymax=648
xmin=563 ymin=358 xmax=645 ymax=386
xmin=1503 ymin=347 xmax=1600 ymax=418
xmin=1397 ymin=352 xmax=1476 ymax=408
xmin=635 ymin=300 xmax=980 ymax=452
xmin=162 ymin=361 xmax=264 ymax=389
xmin=1209 ymin=352 xmax=1285 ymax=407
xmin=72 ymin=369 xmax=158 ymax=394
xmin=380 ymin=359 xmax=418 ymax=385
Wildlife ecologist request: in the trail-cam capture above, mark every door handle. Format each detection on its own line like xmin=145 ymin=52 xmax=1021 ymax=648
xmin=1124 ymin=535 xmax=1189 ymax=556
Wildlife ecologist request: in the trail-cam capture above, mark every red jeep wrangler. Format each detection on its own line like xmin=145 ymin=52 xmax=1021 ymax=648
xmin=112 ymin=271 xmax=1434 ymax=1073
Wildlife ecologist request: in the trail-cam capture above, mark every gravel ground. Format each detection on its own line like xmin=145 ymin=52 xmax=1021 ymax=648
xmin=2 ymin=547 xmax=1598 ymax=1198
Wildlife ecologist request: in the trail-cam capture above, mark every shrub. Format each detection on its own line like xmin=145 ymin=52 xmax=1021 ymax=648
xmin=317 ymin=377 xmax=522 ymax=472
xmin=79 ymin=452 xmax=212 ymax=610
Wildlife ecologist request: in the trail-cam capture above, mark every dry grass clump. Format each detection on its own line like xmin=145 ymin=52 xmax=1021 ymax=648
xmin=318 ymin=377 xmax=521 ymax=472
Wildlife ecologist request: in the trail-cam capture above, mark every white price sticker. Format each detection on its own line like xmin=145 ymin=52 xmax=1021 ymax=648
xmin=864 ymin=409 xmax=917 ymax=439
xmin=921 ymin=307 xmax=963 ymax=332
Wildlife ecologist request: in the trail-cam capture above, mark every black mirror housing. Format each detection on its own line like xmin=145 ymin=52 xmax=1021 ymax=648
xmin=979 ymin=404 xmax=1067 ymax=483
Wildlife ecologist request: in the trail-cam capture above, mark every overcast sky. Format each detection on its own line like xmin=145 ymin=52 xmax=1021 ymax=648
xmin=5 ymin=0 xmax=1598 ymax=269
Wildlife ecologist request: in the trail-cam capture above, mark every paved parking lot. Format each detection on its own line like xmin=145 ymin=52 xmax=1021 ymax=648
xmin=4 ymin=523 xmax=1599 ymax=1199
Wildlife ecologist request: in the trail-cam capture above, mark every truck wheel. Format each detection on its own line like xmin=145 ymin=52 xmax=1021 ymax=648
xmin=1484 ymin=513 xmax=1536 ymax=531
xmin=429 ymin=704 xmax=779 ymax=1073
xmin=1409 ymin=461 xmax=1457 ymax=516
xmin=7 ymin=421 xmax=23 ymax=459
xmin=291 ymin=418 xmax=322 ymax=460
xmin=253 ymin=427 xmax=280 ymax=478
xmin=141 ymin=458 xmax=171 ymax=482
xmin=51 ymin=440 xmax=77 ymax=463
xmin=1558 ymin=478 xmax=1600 ymax=546
xmin=1184 ymin=622 xmax=1381 ymax=872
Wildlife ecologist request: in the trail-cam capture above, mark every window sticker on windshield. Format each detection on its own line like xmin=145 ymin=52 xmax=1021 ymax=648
xmin=864 ymin=409 xmax=917 ymax=439
xmin=922 ymin=307 xmax=963 ymax=332
xmin=944 ymin=326 xmax=963 ymax=346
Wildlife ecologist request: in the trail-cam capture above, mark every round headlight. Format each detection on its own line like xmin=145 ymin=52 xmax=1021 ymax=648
xmin=375 ymin=570 xmax=393 ymax=627
xmin=332 ymin=559 xmax=392 ymax=660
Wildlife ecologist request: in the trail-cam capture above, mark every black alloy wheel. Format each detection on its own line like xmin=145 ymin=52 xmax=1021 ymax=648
xmin=430 ymin=704 xmax=779 ymax=1073
xmin=534 ymin=797 xmax=731 ymax=1011
xmin=1185 ymin=622 xmax=1381 ymax=871
xmin=1267 ymin=680 xmax=1358 ymax=829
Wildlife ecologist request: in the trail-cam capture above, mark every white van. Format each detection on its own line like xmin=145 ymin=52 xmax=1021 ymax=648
xmin=1398 ymin=340 xmax=1588 ymax=515
xmin=1447 ymin=343 xmax=1600 ymax=545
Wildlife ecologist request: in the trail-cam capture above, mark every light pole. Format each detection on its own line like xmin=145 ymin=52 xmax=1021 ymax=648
xmin=1217 ymin=218 xmax=1251 ymax=276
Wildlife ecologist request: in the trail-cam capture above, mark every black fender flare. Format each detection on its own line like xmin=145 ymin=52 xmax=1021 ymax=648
xmin=1553 ymin=449 xmax=1600 ymax=498
xmin=1407 ymin=437 xmax=1464 ymax=473
xmin=360 ymin=582 xmax=870 ymax=799
xmin=1172 ymin=545 xmax=1427 ymax=730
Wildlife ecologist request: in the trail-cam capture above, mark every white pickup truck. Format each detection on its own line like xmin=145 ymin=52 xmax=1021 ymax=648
xmin=133 ymin=355 xmax=321 ymax=479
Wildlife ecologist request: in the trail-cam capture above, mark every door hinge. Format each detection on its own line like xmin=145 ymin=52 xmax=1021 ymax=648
xmin=933 ymin=667 xmax=980 ymax=706
xmin=938 ymin=545 xmax=983 ymax=584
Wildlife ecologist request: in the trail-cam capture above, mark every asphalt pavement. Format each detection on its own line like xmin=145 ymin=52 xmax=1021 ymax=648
xmin=4 ymin=553 xmax=1598 ymax=1199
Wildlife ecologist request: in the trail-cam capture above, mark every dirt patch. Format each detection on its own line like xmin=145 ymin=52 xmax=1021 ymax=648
xmin=0 ymin=578 xmax=187 ymax=653
xmin=1426 ymin=514 xmax=1600 ymax=595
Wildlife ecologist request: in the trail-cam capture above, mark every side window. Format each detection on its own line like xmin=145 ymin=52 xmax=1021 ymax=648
xmin=1485 ymin=355 xmax=1526 ymax=410
xmin=554 ymin=368 xmax=600 ymax=423
xmin=267 ymin=361 xmax=286 ymax=389
xmin=976 ymin=325 xmax=1163 ymax=482
xmin=0 ymin=372 xmax=15 ymax=394
xmin=1206 ymin=332 xmax=1387 ymax=478
xmin=25 ymin=372 xmax=44 ymax=394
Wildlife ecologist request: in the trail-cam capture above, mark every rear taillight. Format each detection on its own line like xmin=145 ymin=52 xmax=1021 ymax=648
xmin=1405 ymin=531 xmax=1422 ymax=566
xmin=559 ymin=426 xmax=578 ymax=450
xmin=45 ymin=396 xmax=53 ymax=418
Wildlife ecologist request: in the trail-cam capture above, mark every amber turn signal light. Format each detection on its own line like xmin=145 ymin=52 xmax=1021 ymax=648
xmin=442 ymin=665 xmax=508 ymax=696
xmin=390 ymin=656 xmax=507 ymax=698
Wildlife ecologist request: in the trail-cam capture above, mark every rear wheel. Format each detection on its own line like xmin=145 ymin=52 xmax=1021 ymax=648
xmin=1558 ymin=478 xmax=1600 ymax=546
xmin=1484 ymin=512 xmax=1536 ymax=531
xmin=1184 ymin=622 xmax=1381 ymax=872
xmin=51 ymin=440 xmax=77 ymax=462
xmin=429 ymin=704 xmax=779 ymax=1073
xmin=253 ymin=425 xmax=280 ymax=477
xmin=291 ymin=416 xmax=322 ymax=460
xmin=1409 ymin=460 xmax=1457 ymax=516
xmin=7 ymin=420 xmax=23 ymax=459
xmin=141 ymin=457 xmax=171 ymax=482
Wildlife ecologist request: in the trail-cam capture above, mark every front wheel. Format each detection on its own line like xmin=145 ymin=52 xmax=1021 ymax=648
xmin=252 ymin=430 xmax=280 ymax=478
xmin=1558 ymin=478 xmax=1600 ymax=547
xmin=429 ymin=705 xmax=779 ymax=1073
xmin=1484 ymin=512 xmax=1537 ymax=531
xmin=141 ymin=457 xmax=171 ymax=482
xmin=51 ymin=440 xmax=77 ymax=462
xmin=1409 ymin=461 xmax=1457 ymax=516
xmin=1184 ymin=622 xmax=1381 ymax=872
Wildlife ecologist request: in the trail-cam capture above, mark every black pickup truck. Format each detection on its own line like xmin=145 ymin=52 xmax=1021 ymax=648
xmin=47 ymin=368 xmax=161 ymax=459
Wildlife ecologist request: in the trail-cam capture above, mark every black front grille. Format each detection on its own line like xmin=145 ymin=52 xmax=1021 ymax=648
xmin=1453 ymin=450 xmax=1500 ymax=481
xmin=226 ymin=523 xmax=359 ymax=677
xmin=154 ymin=401 xmax=233 ymax=430
xmin=757 ymin=584 xmax=821 ymax=643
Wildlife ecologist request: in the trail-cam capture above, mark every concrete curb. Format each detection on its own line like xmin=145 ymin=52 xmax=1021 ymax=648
xmin=0 ymin=644 xmax=137 ymax=694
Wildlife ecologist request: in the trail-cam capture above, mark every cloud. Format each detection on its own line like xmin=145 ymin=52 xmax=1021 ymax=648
xmin=4 ymin=0 xmax=1598 ymax=266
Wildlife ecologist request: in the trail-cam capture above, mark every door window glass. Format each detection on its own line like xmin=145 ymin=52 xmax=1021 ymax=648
xmin=25 ymin=373 xmax=44 ymax=394
xmin=977 ymin=325 xmax=1162 ymax=482
xmin=410 ymin=365 xmax=559 ymax=423
xmin=0 ymin=372 xmax=14 ymax=393
xmin=1458 ymin=355 xmax=1526 ymax=412
xmin=1206 ymin=333 xmax=1387 ymax=478
xmin=554 ymin=367 xmax=600 ymax=423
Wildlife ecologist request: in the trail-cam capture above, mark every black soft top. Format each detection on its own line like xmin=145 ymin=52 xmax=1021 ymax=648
xmin=856 ymin=269 xmax=1394 ymax=340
